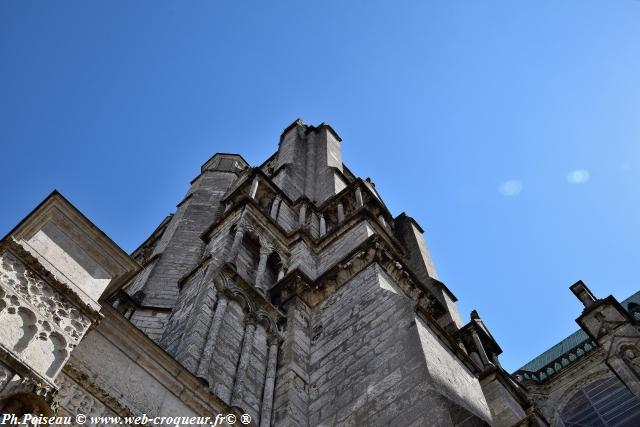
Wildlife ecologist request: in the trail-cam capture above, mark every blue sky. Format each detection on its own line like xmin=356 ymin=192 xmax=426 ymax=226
xmin=2 ymin=1 xmax=639 ymax=371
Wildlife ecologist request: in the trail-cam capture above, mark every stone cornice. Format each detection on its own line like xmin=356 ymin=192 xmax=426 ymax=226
xmin=200 ymin=199 xmax=461 ymax=315
xmin=270 ymin=235 xmax=441 ymax=313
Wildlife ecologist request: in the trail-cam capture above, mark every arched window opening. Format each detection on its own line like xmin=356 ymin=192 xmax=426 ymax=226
xmin=558 ymin=376 xmax=640 ymax=426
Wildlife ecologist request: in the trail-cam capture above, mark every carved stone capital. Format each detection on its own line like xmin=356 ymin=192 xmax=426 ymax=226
xmin=259 ymin=243 xmax=274 ymax=256
xmin=267 ymin=333 xmax=284 ymax=346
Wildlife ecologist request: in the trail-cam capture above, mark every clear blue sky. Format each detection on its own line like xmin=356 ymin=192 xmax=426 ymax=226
xmin=2 ymin=1 xmax=639 ymax=372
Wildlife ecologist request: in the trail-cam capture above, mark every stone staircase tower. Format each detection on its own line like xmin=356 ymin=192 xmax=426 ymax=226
xmin=111 ymin=120 xmax=543 ymax=426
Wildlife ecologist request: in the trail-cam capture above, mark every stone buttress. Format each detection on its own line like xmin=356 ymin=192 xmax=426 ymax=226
xmin=108 ymin=119 xmax=546 ymax=426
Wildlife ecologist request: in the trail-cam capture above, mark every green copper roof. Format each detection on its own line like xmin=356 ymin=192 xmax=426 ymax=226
xmin=518 ymin=329 xmax=590 ymax=373
xmin=516 ymin=290 xmax=640 ymax=376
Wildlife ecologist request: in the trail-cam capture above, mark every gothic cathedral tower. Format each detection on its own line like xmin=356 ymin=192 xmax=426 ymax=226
xmin=109 ymin=120 xmax=540 ymax=426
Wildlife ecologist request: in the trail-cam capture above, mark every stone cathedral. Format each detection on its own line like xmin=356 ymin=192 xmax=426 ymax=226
xmin=2 ymin=120 xmax=640 ymax=426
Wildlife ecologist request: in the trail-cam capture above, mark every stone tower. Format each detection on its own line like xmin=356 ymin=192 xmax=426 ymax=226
xmin=105 ymin=119 xmax=541 ymax=426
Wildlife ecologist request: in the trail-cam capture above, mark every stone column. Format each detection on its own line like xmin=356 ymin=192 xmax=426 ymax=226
xmin=260 ymin=338 xmax=280 ymax=427
xmin=250 ymin=176 xmax=260 ymax=199
xmin=298 ymin=204 xmax=307 ymax=227
xmin=270 ymin=196 xmax=281 ymax=220
xmin=319 ymin=215 xmax=326 ymax=236
xmin=355 ymin=186 xmax=364 ymax=207
xmin=337 ymin=202 xmax=345 ymax=223
xmin=196 ymin=293 xmax=229 ymax=381
xmin=231 ymin=318 xmax=257 ymax=406
xmin=255 ymin=244 xmax=273 ymax=293
xmin=227 ymin=226 xmax=245 ymax=264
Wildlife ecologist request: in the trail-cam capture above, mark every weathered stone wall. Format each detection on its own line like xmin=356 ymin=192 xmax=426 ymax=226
xmin=273 ymin=297 xmax=311 ymax=427
xmin=68 ymin=306 xmax=235 ymax=421
xmin=128 ymin=309 xmax=170 ymax=344
xmin=210 ymin=299 xmax=244 ymax=403
xmin=235 ymin=238 xmax=260 ymax=285
xmin=138 ymin=173 xmax=227 ymax=308
xmin=415 ymin=317 xmax=491 ymax=421
xmin=160 ymin=266 xmax=209 ymax=357
xmin=309 ymin=126 xmax=344 ymax=204
xmin=126 ymin=156 xmax=247 ymax=341
xmin=315 ymin=220 xmax=375 ymax=274
xmin=307 ymin=263 xmax=491 ymax=426
xmin=134 ymin=155 xmax=247 ymax=310
xmin=274 ymin=124 xmax=306 ymax=201
xmin=288 ymin=241 xmax=315 ymax=278
xmin=56 ymin=373 xmax=124 ymax=426
xmin=480 ymin=378 xmax=527 ymax=426
xmin=275 ymin=202 xmax=297 ymax=233
xmin=243 ymin=323 xmax=268 ymax=421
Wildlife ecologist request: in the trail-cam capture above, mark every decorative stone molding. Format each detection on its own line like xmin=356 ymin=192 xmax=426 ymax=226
xmin=60 ymin=363 xmax=135 ymax=419
xmin=1 ymin=251 xmax=92 ymax=343
xmin=621 ymin=344 xmax=640 ymax=376
xmin=56 ymin=374 xmax=121 ymax=424
xmin=0 ymin=240 xmax=101 ymax=322
xmin=0 ymin=248 xmax=94 ymax=384
xmin=0 ymin=366 xmax=59 ymax=415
